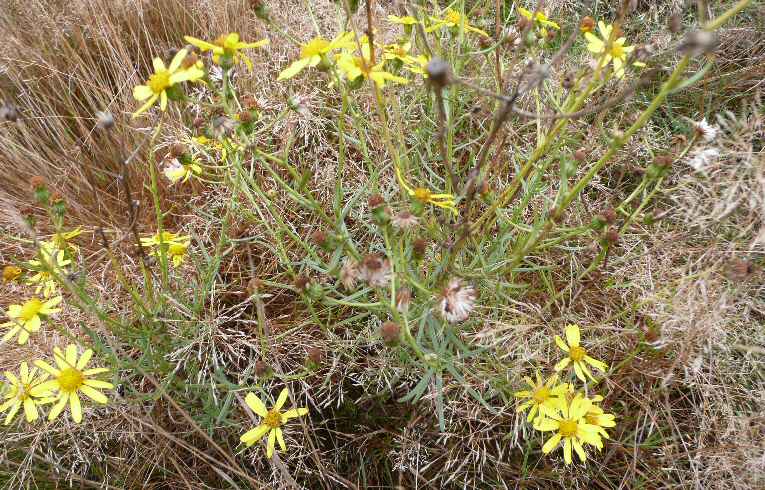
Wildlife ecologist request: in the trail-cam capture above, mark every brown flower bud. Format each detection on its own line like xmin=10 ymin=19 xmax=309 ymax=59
xmin=311 ymin=230 xmax=328 ymax=247
xmin=604 ymin=227 xmax=619 ymax=244
xmin=242 ymin=95 xmax=259 ymax=110
xmin=294 ymin=275 xmax=310 ymax=291
xmin=193 ymin=117 xmax=205 ymax=129
xmin=246 ymin=277 xmax=261 ymax=296
xmin=170 ymin=143 xmax=187 ymax=158
xmin=181 ymin=52 xmax=199 ymax=69
xmin=562 ymin=72 xmax=575 ymax=90
xmin=654 ymin=155 xmax=673 ymax=167
xmin=668 ymin=12 xmax=682 ymax=34
xmin=368 ymin=193 xmax=385 ymax=210
xmin=727 ymin=259 xmax=754 ymax=281
xmin=600 ymin=207 xmax=617 ymax=225
xmin=254 ymin=360 xmax=270 ymax=376
xmin=580 ymin=16 xmax=596 ymax=33
xmin=516 ymin=17 xmax=531 ymax=31
xmin=381 ymin=321 xmax=401 ymax=345
xmin=29 ymin=175 xmax=46 ymax=190
xmin=307 ymin=347 xmax=323 ymax=364
xmin=574 ymin=148 xmax=587 ymax=161
xmin=413 ymin=238 xmax=427 ymax=258
xmin=238 ymin=111 xmax=253 ymax=123
xmin=479 ymin=36 xmax=492 ymax=50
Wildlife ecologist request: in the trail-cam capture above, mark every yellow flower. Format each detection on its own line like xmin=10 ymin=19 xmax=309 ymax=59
xmin=140 ymin=231 xmax=191 ymax=267
xmin=184 ymin=32 xmax=269 ymax=71
xmin=163 ymin=159 xmax=202 ymax=185
xmin=132 ymin=48 xmax=205 ymax=118
xmin=28 ymin=242 xmax=71 ymax=297
xmin=382 ymin=42 xmax=420 ymax=66
xmin=387 ymin=14 xmax=419 ymax=25
xmin=554 ymin=324 xmax=608 ymax=382
xmin=426 ymin=8 xmax=488 ymax=37
xmin=514 ymin=373 xmax=571 ymax=422
xmin=335 ymin=51 xmax=409 ymax=87
xmin=533 ymin=396 xmax=603 ymax=464
xmin=577 ymin=394 xmax=616 ymax=447
xmin=240 ymin=387 xmax=309 ymax=458
xmin=518 ymin=7 xmax=560 ymax=34
xmin=1 ymin=362 xmax=54 ymax=425
xmin=394 ymin=165 xmax=457 ymax=214
xmin=51 ymin=227 xmax=83 ymax=254
xmin=1 ymin=296 xmax=62 ymax=345
xmin=277 ymin=32 xmax=355 ymax=80
xmin=585 ymin=21 xmax=644 ymax=78
xmin=2 ymin=265 xmax=22 ymax=283
xmin=34 ymin=345 xmax=113 ymax=423
xmin=404 ymin=54 xmax=430 ymax=77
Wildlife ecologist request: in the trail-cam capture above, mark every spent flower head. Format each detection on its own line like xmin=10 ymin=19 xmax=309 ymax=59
xmin=437 ymin=278 xmax=476 ymax=323
xmin=240 ymin=387 xmax=309 ymax=458
xmin=3 ymin=265 xmax=22 ymax=283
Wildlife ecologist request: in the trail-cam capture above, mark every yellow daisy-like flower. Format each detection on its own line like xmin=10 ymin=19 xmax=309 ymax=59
xmin=387 ymin=14 xmax=419 ymax=25
xmin=2 ymin=265 xmax=22 ymax=283
xmin=335 ymin=51 xmax=409 ymax=87
xmin=140 ymin=231 xmax=191 ymax=268
xmin=34 ymin=345 xmax=113 ymax=424
xmin=514 ymin=372 xmax=571 ymax=422
xmin=28 ymin=242 xmax=71 ymax=298
xmin=394 ymin=165 xmax=457 ymax=214
xmin=51 ymin=227 xmax=83 ymax=254
xmin=0 ymin=362 xmax=54 ymax=425
xmin=580 ymin=394 xmax=616 ymax=447
xmin=518 ymin=7 xmax=560 ymax=35
xmin=554 ymin=324 xmax=609 ymax=382
xmin=277 ymin=32 xmax=355 ymax=80
xmin=240 ymin=387 xmax=309 ymax=458
xmin=426 ymin=8 xmax=488 ymax=37
xmin=2 ymin=296 xmax=62 ymax=345
xmin=585 ymin=21 xmax=645 ymax=78
xmin=132 ymin=48 xmax=205 ymax=118
xmin=382 ymin=42 xmax=420 ymax=66
xmin=533 ymin=396 xmax=603 ymax=464
xmin=184 ymin=32 xmax=269 ymax=71
xmin=163 ymin=159 xmax=202 ymax=185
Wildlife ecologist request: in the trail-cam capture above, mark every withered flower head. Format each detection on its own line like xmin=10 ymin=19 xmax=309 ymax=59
xmin=426 ymin=58 xmax=452 ymax=88
xmin=359 ymin=253 xmax=391 ymax=288
xmin=391 ymin=211 xmax=419 ymax=230
xmin=294 ymin=275 xmax=310 ymax=291
xmin=339 ymin=258 xmax=359 ymax=290
xmin=396 ymin=288 xmax=412 ymax=314
xmin=438 ymin=278 xmax=476 ymax=323
xmin=580 ymin=16 xmax=595 ymax=33
xmin=307 ymin=347 xmax=323 ymax=364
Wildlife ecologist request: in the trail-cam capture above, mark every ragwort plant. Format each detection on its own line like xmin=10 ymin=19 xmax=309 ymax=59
xmin=0 ymin=0 xmax=755 ymax=484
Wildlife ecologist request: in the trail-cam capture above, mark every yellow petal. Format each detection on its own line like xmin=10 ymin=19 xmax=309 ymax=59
xmin=266 ymin=429 xmax=276 ymax=458
xmin=80 ymin=385 xmax=108 ymax=404
xmin=542 ymin=433 xmax=562 ymax=454
xmin=282 ymin=407 xmax=308 ymax=420
xmin=23 ymin=397 xmax=39 ymax=422
xmin=275 ymin=427 xmax=286 ymax=451
xmin=152 ymin=57 xmax=166 ymax=73
xmin=565 ymin=324 xmax=580 ymax=347
xmin=277 ymin=57 xmax=311 ymax=80
xmin=553 ymin=357 xmax=570 ymax=371
xmin=69 ymin=392 xmax=83 ymax=423
xmin=240 ymin=424 xmax=269 ymax=446
xmin=133 ymin=85 xmax=153 ymax=101
xmin=245 ymin=392 xmax=268 ymax=417
xmin=169 ymin=48 xmax=189 ymax=72
xmin=275 ymin=387 xmax=289 ymax=410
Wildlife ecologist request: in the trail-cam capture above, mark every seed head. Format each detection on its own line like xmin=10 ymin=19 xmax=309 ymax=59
xmin=396 ymin=288 xmax=412 ymax=314
xmin=238 ymin=110 xmax=254 ymax=123
xmin=574 ymin=148 xmax=587 ymax=162
xmin=95 ymin=111 xmax=115 ymax=130
xmin=311 ymin=230 xmax=328 ymax=247
xmin=368 ymin=194 xmax=385 ymax=209
xmin=170 ymin=143 xmax=187 ymax=158
xmin=294 ymin=275 xmax=310 ymax=291
xmin=604 ymin=227 xmax=619 ymax=244
xmin=254 ymin=360 xmax=270 ymax=377
xmin=413 ymin=238 xmax=428 ymax=259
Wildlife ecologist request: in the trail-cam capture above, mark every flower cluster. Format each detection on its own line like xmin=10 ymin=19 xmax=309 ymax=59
xmin=516 ymin=324 xmax=614 ymax=464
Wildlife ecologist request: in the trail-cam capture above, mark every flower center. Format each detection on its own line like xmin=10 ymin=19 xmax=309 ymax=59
xmin=610 ymin=43 xmax=625 ymax=59
xmin=58 ymin=367 xmax=84 ymax=392
xmin=148 ymin=71 xmax=171 ymax=93
xmin=445 ymin=11 xmax=461 ymax=24
xmin=559 ymin=419 xmax=578 ymax=437
xmin=16 ymin=382 xmax=32 ymax=401
xmin=20 ymin=299 xmax=43 ymax=321
xmin=413 ymin=188 xmax=432 ymax=202
xmin=264 ymin=409 xmax=282 ymax=429
xmin=532 ymin=386 xmax=550 ymax=404
xmin=569 ymin=345 xmax=586 ymax=362
xmin=302 ymin=38 xmax=330 ymax=58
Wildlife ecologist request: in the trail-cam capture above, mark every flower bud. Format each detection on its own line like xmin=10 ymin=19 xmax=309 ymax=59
xmin=561 ymin=72 xmax=575 ymax=90
xmin=604 ymin=227 xmax=619 ymax=244
xmin=170 ymin=143 xmax=187 ymax=158
xmin=238 ymin=110 xmax=254 ymax=124
xmin=250 ymin=0 xmax=270 ymax=19
xmin=396 ymin=288 xmax=412 ymax=313
xmin=574 ymin=148 xmax=587 ymax=162
xmin=294 ymin=275 xmax=310 ymax=291
xmin=381 ymin=321 xmax=401 ymax=345
xmin=426 ymin=58 xmax=452 ymax=88
xmin=412 ymin=238 xmax=427 ymax=259
xmin=580 ymin=16 xmax=595 ymax=33
xmin=254 ymin=360 xmax=271 ymax=377
xmin=306 ymin=347 xmax=323 ymax=365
